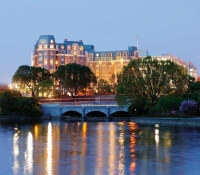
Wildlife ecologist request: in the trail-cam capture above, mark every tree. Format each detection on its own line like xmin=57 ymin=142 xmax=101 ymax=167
xmin=97 ymin=79 xmax=112 ymax=95
xmin=116 ymin=56 xmax=189 ymax=108
xmin=155 ymin=96 xmax=183 ymax=116
xmin=54 ymin=63 xmax=97 ymax=97
xmin=183 ymin=81 xmax=200 ymax=101
xmin=14 ymin=97 xmax=42 ymax=117
xmin=12 ymin=65 xmax=51 ymax=97
xmin=0 ymin=90 xmax=22 ymax=115
xmin=38 ymin=79 xmax=54 ymax=97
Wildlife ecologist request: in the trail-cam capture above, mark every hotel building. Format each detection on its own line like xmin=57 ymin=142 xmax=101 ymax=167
xmin=32 ymin=35 xmax=198 ymax=82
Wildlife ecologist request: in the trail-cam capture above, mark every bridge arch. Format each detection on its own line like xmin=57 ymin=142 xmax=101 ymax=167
xmin=86 ymin=111 xmax=106 ymax=117
xmin=110 ymin=111 xmax=128 ymax=117
xmin=62 ymin=111 xmax=82 ymax=116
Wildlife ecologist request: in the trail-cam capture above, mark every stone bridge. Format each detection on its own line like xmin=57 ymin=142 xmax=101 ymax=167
xmin=41 ymin=104 xmax=128 ymax=119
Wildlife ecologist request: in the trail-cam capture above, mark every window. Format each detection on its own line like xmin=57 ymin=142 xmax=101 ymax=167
xmin=95 ymin=57 xmax=100 ymax=61
xmin=73 ymin=46 xmax=77 ymax=51
xmin=117 ymin=51 xmax=121 ymax=60
xmin=44 ymin=55 xmax=47 ymax=59
xmin=39 ymin=51 xmax=42 ymax=55
xmin=44 ymin=65 xmax=47 ymax=69
xmin=44 ymin=44 xmax=48 ymax=49
xmin=44 ymin=50 xmax=47 ymax=55
xmin=39 ymin=56 xmax=42 ymax=60
xmin=74 ymin=51 xmax=77 ymax=55
xmin=50 ymin=55 xmax=54 ymax=59
xmin=50 ymin=50 xmax=54 ymax=55
xmin=89 ymin=53 xmax=93 ymax=58
xmin=102 ymin=53 xmax=106 ymax=57
xmin=108 ymin=52 xmax=112 ymax=57
xmin=123 ymin=52 xmax=127 ymax=56
xmin=67 ymin=45 xmax=71 ymax=50
xmin=50 ymin=66 xmax=53 ymax=69
xmin=38 ymin=44 xmax=42 ymax=49
xmin=80 ymin=46 xmax=83 ymax=51
xmin=50 ymin=44 xmax=54 ymax=49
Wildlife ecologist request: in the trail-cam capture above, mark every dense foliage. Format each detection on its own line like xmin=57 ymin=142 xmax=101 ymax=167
xmin=54 ymin=63 xmax=97 ymax=96
xmin=116 ymin=56 xmax=193 ymax=116
xmin=0 ymin=90 xmax=42 ymax=117
xmin=12 ymin=65 xmax=51 ymax=97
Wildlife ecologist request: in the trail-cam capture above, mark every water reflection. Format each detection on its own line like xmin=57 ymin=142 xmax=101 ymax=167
xmin=1 ymin=121 xmax=200 ymax=175
xmin=12 ymin=129 xmax=20 ymax=175
xmin=128 ymin=122 xmax=138 ymax=175
xmin=24 ymin=132 xmax=33 ymax=175
xmin=46 ymin=122 xmax=52 ymax=175
xmin=118 ymin=122 xmax=125 ymax=175
xmin=108 ymin=123 xmax=116 ymax=175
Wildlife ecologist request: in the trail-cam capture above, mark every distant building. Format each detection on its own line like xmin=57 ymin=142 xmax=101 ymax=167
xmin=32 ymin=35 xmax=197 ymax=82
xmin=32 ymin=35 xmax=137 ymax=82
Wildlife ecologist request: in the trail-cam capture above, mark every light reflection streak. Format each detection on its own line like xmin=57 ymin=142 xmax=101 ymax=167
xmin=80 ymin=122 xmax=87 ymax=174
xmin=46 ymin=122 xmax=52 ymax=175
xmin=118 ymin=122 xmax=125 ymax=175
xmin=155 ymin=129 xmax=159 ymax=144
xmin=108 ymin=123 xmax=116 ymax=175
xmin=96 ymin=123 xmax=103 ymax=174
xmin=24 ymin=132 xmax=33 ymax=175
xmin=128 ymin=122 xmax=137 ymax=175
xmin=12 ymin=131 xmax=20 ymax=175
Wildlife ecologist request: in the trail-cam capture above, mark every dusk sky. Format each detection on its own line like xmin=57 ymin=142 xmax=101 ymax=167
xmin=0 ymin=0 xmax=200 ymax=84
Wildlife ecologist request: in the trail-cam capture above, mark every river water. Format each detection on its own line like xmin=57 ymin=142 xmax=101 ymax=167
xmin=0 ymin=121 xmax=200 ymax=175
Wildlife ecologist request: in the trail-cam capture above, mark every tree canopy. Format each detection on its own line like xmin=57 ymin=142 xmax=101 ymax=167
xmin=54 ymin=63 xmax=97 ymax=96
xmin=116 ymin=56 xmax=190 ymax=108
xmin=12 ymin=65 xmax=51 ymax=97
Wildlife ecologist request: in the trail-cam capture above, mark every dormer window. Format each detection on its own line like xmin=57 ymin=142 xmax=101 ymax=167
xmin=67 ymin=45 xmax=71 ymax=50
xmin=74 ymin=46 xmax=77 ymax=51
xmin=89 ymin=53 xmax=93 ymax=58
xmin=80 ymin=46 xmax=83 ymax=51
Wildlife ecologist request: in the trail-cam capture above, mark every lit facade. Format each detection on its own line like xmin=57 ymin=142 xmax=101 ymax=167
xmin=32 ymin=35 xmax=197 ymax=82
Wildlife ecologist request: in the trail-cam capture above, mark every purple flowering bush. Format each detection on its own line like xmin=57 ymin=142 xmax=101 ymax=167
xmin=179 ymin=100 xmax=198 ymax=116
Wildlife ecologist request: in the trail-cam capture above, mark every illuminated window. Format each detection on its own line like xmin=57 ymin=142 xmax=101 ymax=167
xmin=80 ymin=46 xmax=83 ymax=51
xmin=50 ymin=44 xmax=54 ymax=49
xmin=38 ymin=44 xmax=42 ymax=49
xmin=67 ymin=45 xmax=71 ymax=50
xmin=74 ymin=46 xmax=77 ymax=51
xmin=44 ymin=44 xmax=48 ymax=49
xmin=74 ymin=51 xmax=77 ymax=55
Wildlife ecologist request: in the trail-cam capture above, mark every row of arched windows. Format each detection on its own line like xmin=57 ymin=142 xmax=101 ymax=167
xmin=89 ymin=51 xmax=128 ymax=58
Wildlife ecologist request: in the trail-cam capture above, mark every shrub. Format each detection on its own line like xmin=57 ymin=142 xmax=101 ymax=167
xmin=179 ymin=100 xmax=198 ymax=116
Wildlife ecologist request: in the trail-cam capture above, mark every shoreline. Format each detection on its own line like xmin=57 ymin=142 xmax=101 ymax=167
xmin=131 ymin=117 xmax=200 ymax=127
xmin=1 ymin=115 xmax=200 ymax=127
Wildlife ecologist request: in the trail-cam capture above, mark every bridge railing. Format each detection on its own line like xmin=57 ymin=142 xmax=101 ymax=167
xmin=48 ymin=101 xmax=119 ymax=106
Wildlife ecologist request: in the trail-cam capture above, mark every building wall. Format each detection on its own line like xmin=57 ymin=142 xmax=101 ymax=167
xmin=32 ymin=35 xmax=198 ymax=82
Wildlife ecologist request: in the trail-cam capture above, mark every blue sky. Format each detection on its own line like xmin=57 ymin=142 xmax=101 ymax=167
xmin=0 ymin=0 xmax=200 ymax=84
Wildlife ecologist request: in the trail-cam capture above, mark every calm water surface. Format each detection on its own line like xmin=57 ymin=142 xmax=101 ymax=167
xmin=0 ymin=121 xmax=200 ymax=175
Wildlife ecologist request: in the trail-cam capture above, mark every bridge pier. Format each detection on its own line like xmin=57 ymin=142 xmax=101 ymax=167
xmin=106 ymin=106 xmax=110 ymax=121
xmin=82 ymin=107 xmax=85 ymax=121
